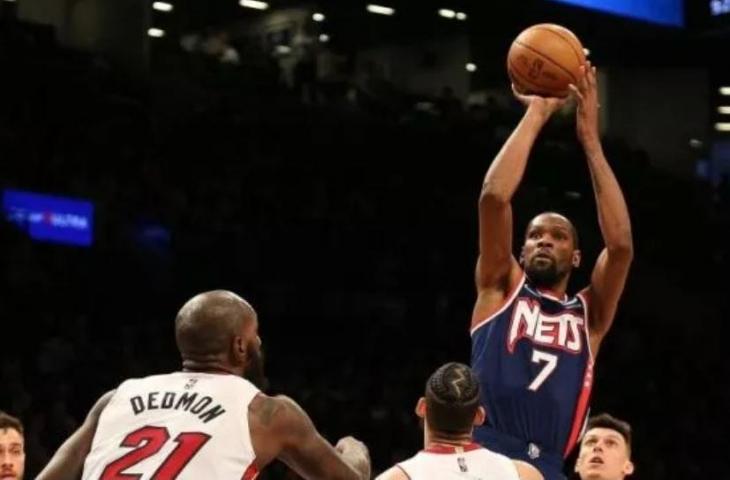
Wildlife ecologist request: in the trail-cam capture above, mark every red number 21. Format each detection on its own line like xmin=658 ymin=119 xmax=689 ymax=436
xmin=100 ymin=426 xmax=210 ymax=480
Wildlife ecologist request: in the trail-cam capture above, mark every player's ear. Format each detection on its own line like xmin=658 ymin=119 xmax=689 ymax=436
xmin=572 ymin=249 xmax=581 ymax=268
xmin=623 ymin=460 xmax=635 ymax=476
xmin=415 ymin=397 xmax=427 ymax=419
xmin=473 ymin=406 xmax=486 ymax=426
xmin=233 ymin=336 xmax=246 ymax=359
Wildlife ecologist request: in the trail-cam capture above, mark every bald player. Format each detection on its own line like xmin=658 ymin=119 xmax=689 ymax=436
xmin=469 ymin=62 xmax=633 ymax=480
xmin=37 ymin=290 xmax=371 ymax=480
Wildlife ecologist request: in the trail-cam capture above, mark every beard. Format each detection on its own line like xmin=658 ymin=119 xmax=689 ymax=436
xmin=244 ymin=346 xmax=269 ymax=391
xmin=525 ymin=256 xmax=565 ymax=288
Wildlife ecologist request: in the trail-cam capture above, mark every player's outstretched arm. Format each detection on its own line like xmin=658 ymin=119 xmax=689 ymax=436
xmin=36 ymin=390 xmax=115 ymax=480
xmin=570 ymin=61 xmax=633 ymax=354
xmin=249 ymin=394 xmax=370 ymax=480
xmin=473 ymin=87 xmax=568 ymax=327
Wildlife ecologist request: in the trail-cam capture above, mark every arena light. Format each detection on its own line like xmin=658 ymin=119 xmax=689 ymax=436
xmin=366 ymin=4 xmax=395 ymax=15
xmin=313 ymin=12 xmax=325 ymax=22
xmin=438 ymin=9 xmax=456 ymax=18
xmin=718 ymin=106 xmax=730 ymax=115
xmin=455 ymin=11 xmax=467 ymax=20
xmin=319 ymin=34 xmax=330 ymax=43
xmin=466 ymin=63 xmax=477 ymax=72
xmin=716 ymin=122 xmax=730 ymax=132
xmin=148 ymin=28 xmax=165 ymax=38
xmin=275 ymin=45 xmax=292 ymax=55
xmin=152 ymin=2 xmax=173 ymax=12
xmin=240 ymin=0 xmax=269 ymax=10
xmin=720 ymin=87 xmax=730 ymax=96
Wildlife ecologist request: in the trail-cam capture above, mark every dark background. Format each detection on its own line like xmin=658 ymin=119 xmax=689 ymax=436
xmin=1 ymin=0 xmax=729 ymax=478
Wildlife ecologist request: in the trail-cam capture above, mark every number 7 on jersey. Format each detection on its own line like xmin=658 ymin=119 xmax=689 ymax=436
xmin=528 ymin=349 xmax=558 ymax=391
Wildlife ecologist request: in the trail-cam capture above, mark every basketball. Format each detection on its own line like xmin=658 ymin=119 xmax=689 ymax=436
xmin=507 ymin=23 xmax=586 ymax=98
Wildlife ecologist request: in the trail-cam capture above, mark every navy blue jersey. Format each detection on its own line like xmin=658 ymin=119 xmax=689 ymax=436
xmin=471 ymin=273 xmax=593 ymax=474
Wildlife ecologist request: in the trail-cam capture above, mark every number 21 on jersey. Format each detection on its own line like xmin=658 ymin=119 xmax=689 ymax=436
xmin=100 ymin=426 xmax=210 ymax=480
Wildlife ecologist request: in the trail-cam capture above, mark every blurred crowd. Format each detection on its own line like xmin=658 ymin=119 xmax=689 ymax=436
xmin=1 ymin=15 xmax=729 ymax=479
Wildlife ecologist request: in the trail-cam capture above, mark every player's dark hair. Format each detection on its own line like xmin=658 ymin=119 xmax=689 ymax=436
xmin=425 ymin=363 xmax=481 ymax=436
xmin=0 ymin=410 xmax=23 ymax=435
xmin=586 ymin=413 xmax=632 ymax=454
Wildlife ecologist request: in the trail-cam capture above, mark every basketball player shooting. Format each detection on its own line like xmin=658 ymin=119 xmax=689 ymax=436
xmin=36 ymin=291 xmax=371 ymax=480
xmin=470 ymin=61 xmax=633 ymax=480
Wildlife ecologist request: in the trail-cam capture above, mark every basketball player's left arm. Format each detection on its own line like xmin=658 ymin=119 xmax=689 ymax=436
xmin=36 ymin=390 xmax=115 ymax=480
xmin=571 ymin=61 xmax=633 ymax=355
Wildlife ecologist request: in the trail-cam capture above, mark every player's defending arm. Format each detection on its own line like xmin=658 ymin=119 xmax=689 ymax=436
xmin=249 ymin=394 xmax=370 ymax=480
xmin=473 ymin=87 xmax=569 ymax=327
xmin=570 ymin=62 xmax=633 ymax=355
xmin=36 ymin=391 xmax=115 ymax=480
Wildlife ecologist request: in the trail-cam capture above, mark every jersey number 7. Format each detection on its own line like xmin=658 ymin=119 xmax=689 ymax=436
xmin=528 ymin=349 xmax=558 ymax=391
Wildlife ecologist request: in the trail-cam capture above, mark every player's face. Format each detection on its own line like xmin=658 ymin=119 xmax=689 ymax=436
xmin=575 ymin=428 xmax=633 ymax=480
xmin=0 ymin=428 xmax=25 ymax=480
xmin=522 ymin=214 xmax=578 ymax=287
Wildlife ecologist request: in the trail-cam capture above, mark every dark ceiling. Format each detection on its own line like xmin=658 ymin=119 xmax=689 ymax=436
xmin=152 ymin=0 xmax=730 ymax=69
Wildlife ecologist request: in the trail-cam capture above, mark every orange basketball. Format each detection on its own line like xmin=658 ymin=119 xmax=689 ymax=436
xmin=507 ymin=23 xmax=586 ymax=98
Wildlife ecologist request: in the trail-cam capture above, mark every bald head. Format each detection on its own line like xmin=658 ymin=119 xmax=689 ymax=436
xmin=175 ymin=290 xmax=257 ymax=360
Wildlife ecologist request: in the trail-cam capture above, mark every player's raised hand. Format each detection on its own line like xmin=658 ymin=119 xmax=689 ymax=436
xmin=511 ymin=83 xmax=570 ymax=119
xmin=569 ymin=60 xmax=600 ymax=145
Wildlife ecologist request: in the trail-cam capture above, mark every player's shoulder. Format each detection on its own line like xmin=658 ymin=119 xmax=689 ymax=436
xmin=374 ymin=465 xmax=410 ymax=480
xmin=512 ymin=460 xmax=544 ymax=480
xmin=248 ymin=394 xmax=305 ymax=430
xmin=113 ymin=372 xmax=176 ymax=391
xmin=469 ymin=446 xmax=525 ymax=478
xmin=472 ymin=268 xmax=527 ymax=332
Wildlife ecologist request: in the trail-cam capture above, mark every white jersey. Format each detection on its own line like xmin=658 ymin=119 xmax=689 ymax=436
xmin=82 ymin=372 xmax=260 ymax=480
xmin=397 ymin=443 xmax=520 ymax=480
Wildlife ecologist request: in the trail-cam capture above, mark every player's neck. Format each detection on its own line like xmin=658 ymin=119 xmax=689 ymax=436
xmin=426 ymin=432 xmax=474 ymax=448
xmin=182 ymin=360 xmax=238 ymax=375
xmin=535 ymin=284 xmax=568 ymax=300
xmin=530 ymin=276 xmax=570 ymax=300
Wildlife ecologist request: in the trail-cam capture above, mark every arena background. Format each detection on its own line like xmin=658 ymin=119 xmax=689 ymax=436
xmin=1 ymin=0 xmax=729 ymax=478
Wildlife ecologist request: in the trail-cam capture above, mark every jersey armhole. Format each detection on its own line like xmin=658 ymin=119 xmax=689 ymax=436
xmin=576 ymin=289 xmax=594 ymax=361
xmin=470 ymin=272 xmax=526 ymax=336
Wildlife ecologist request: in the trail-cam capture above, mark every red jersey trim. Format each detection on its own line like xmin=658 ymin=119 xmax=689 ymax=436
xmin=242 ymin=463 xmax=259 ymax=480
xmin=423 ymin=442 xmax=482 ymax=454
xmin=563 ymin=359 xmax=594 ymax=457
